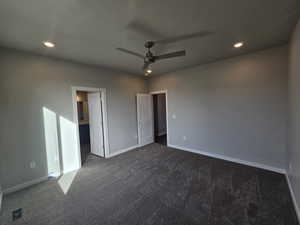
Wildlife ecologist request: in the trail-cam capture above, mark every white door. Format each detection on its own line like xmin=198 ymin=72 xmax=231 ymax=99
xmin=137 ymin=94 xmax=154 ymax=146
xmin=88 ymin=92 xmax=104 ymax=157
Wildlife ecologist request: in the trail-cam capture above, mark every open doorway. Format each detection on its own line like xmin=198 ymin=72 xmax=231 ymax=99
xmin=72 ymin=87 xmax=109 ymax=166
xmin=136 ymin=90 xmax=168 ymax=147
xmin=152 ymin=92 xmax=167 ymax=146
xmin=76 ymin=91 xmax=91 ymax=164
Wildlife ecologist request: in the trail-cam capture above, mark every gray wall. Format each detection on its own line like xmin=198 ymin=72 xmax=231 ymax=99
xmin=0 ymin=45 xmax=290 ymax=191
xmin=149 ymin=46 xmax=288 ymax=170
xmin=288 ymin=18 xmax=300 ymax=215
xmin=0 ymin=48 xmax=146 ymax=190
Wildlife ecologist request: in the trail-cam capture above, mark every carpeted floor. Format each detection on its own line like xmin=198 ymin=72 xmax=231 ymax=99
xmin=0 ymin=143 xmax=298 ymax=225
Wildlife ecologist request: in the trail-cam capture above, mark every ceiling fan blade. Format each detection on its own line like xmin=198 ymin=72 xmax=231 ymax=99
xmin=155 ymin=50 xmax=186 ymax=61
xmin=154 ymin=31 xmax=213 ymax=45
xmin=142 ymin=62 xmax=151 ymax=71
xmin=116 ymin=48 xmax=144 ymax=59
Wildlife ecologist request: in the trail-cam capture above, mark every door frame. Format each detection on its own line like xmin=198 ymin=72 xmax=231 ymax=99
xmin=72 ymin=86 xmax=109 ymax=167
xmin=149 ymin=90 xmax=169 ymax=146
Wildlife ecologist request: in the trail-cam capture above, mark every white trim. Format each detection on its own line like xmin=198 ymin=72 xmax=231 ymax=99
xmin=72 ymin=86 xmax=110 ymax=165
xmin=150 ymin=90 xmax=169 ymax=146
xmin=286 ymin=174 xmax=300 ymax=221
xmin=107 ymin=145 xmax=139 ymax=158
xmin=101 ymin=89 xmax=110 ymax=158
xmin=168 ymin=144 xmax=286 ymax=174
xmin=72 ymin=86 xmax=102 ymax=93
xmin=3 ymin=176 xmax=49 ymax=195
xmin=72 ymin=87 xmax=83 ymax=170
xmin=0 ymin=185 xmax=2 ymax=212
xmin=48 ymin=172 xmax=61 ymax=178
xmin=150 ymin=90 xmax=168 ymax=95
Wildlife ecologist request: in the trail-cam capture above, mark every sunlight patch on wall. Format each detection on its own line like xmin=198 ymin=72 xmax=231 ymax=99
xmin=43 ymin=108 xmax=81 ymax=194
xmin=43 ymin=107 xmax=61 ymax=177
xmin=59 ymin=116 xmax=80 ymax=173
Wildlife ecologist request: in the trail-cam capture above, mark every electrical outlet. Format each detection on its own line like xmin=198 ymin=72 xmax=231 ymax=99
xmin=30 ymin=161 xmax=36 ymax=169
xmin=12 ymin=208 xmax=22 ymax=221
xmin=183 ymin=136 xmax=187 ymax=141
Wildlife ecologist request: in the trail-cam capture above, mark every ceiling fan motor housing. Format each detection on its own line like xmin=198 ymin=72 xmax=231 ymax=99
xmin=145 ymin=51 xmax=155 ymax=63
xmin=144 ymin=41 xmax=155 ymax=49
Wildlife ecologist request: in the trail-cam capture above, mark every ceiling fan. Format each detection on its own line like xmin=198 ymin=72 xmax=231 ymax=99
xmin=116 ymin=31 xmax=212 ymax=75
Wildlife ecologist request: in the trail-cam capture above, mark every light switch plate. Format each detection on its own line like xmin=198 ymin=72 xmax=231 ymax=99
xmin=30 ymin=161 xmax=36 ymax=169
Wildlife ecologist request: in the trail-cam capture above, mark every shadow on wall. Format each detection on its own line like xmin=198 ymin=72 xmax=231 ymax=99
xmin=42 ymin=107 xmax=80 ymax=195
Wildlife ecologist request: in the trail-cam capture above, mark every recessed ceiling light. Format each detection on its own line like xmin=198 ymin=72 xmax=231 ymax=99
xmin=234 ymin=42 xmax=244 ymax=48
xmin=43 ymin=41 xmax=55 ymax=48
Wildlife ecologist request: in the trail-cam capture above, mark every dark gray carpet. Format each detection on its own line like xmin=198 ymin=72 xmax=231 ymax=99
xmin=0 ymin=143 xmax=298 ymax=225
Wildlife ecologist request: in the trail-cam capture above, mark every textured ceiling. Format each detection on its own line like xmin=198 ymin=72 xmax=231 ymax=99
xmin=0 ymin=0 xmax=300 ymax=75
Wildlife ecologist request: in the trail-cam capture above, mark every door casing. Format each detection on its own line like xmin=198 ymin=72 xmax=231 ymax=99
xmin=137 ymin=90 xmax=169 ymax=147
xmin=72 ymin=86 xmax=109 ymax=168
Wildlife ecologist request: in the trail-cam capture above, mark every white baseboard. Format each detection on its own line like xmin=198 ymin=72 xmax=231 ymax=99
xmin=107 ymin=145 xmax=139 ymax=158
xmin=168 ymin=144 xmax=286 ymax=174
xmin=48 ymin=172 xmax=61 ymax=178
xmin=3 ymin=176 xmax=49 ymax=195
xmin=286 ymin=174 xmax=300 ymax=221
